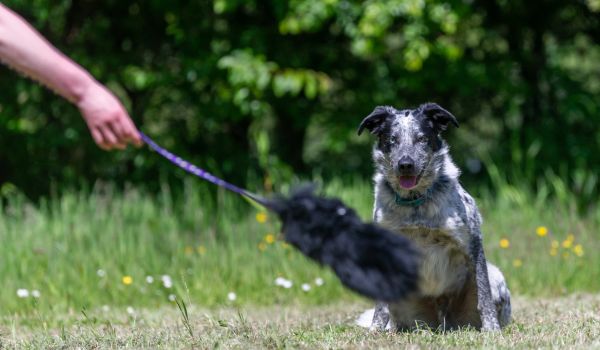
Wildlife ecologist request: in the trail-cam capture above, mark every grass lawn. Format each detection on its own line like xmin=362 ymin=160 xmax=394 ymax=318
xmin=1 ymin=177 xmax=599 ymax=348
xmin=2 ymin=294 xmax=600 ymax=348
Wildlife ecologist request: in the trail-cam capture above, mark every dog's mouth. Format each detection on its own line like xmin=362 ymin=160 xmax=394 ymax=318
xmin=398 ymin=175 xmax=419 ymax=190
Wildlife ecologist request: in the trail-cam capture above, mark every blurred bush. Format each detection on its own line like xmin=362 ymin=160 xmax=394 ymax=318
xmin=1 ymin=0 xmax=599 ymax=208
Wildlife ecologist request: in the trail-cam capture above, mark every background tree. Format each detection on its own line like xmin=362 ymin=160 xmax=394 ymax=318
xmin=1 ymin=0 xmax=599 ymax=207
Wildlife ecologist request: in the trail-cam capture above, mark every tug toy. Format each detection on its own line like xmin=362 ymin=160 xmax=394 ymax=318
xmin=140 ymin=133 xmax=419 ymax=301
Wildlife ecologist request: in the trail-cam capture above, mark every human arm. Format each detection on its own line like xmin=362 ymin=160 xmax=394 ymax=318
xmin=0 ymin=3 xmax=141 ymax=149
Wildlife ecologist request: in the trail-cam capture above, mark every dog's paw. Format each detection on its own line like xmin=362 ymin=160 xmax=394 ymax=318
xmin=369 ymin=321 xmax=394 ymax=332
xmin=355 ymin=309 xmax=375 ymax=328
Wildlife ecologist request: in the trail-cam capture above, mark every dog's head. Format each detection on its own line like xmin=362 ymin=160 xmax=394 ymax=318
xmin=358 ymin=103 xmax=458 ymax=195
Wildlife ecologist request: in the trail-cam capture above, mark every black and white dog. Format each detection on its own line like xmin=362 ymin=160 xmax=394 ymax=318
xmin=355 ymin=103 xmax=511 ymax=331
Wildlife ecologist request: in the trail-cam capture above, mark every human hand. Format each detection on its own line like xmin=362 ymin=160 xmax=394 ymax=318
xmin=76 ymin=82 xmax=142 ymax=150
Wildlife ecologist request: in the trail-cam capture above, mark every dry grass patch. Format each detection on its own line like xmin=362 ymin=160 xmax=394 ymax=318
xmin=2 ymin=294 xmax=600 ymax=349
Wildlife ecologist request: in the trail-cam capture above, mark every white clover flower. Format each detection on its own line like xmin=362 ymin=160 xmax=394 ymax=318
xmin=227 ymin=292 xmax=237 ymax=301
xmin=126 ymin=306 xmax=135 ymax=315
xmin=16 ymin=289 xmax=29 ymax=298
xmin=161 ymin=275 xmax=173 ymax=288
xmin=275 ymin=277 xmax=293 ymax=288
xmin=168 ymin=294 xmax=176 ymax=302
xmin=314 ymin=277 xmax=324 ymax=286
xmin=145 ymin=276 xmax=154 ymax=284
xmin=301 ymin=283 xmax=311 ymax=292
xmin=31 ymin=290 xmax=41 ymax=298
xmin=102 ymin=305 xmax=110 ymax=312
xmin=96 ymin=269 xmax=106 ymax=277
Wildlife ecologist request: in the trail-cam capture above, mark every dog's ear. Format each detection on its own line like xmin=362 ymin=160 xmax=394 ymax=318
xmin=421 ymin=103 xmax=459 ymax=132
xmin=357 ymin=106 xmax=393 ymax=136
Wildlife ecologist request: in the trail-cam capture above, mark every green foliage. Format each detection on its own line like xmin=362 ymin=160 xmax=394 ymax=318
xmin=217 ymin=49 xmax=332 ymax=112
xmin=1 ymin=0 xmax=600 ymax=208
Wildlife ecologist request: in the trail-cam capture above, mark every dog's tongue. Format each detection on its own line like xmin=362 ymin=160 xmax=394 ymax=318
xmin=399 ymin=176 xmax=417 ymax=189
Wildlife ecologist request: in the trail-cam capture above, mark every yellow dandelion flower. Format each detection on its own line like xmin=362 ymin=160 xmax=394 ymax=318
xmin=549 ymin=248 xmax=558 ymax=256
xmin=499 ymin=238 xmax=510 ymax=249
xmin=197 ymin=245 xmax=206 ymax=255
xmin=535 ymin=226 xmax=548 ymax=237
xmin=512 ymin=259 xmax=523 ymax=268
xmin=184 ymin=246 xmax=194 ymax=255
xmin=562 ymin=239 xmax=572 ymax=249
xmin=566 ymin=233 xmax=575 ymax=242
xmin=551 ymin=240 xmax=559 ymax=249
xmin=256 ymin=212 xmax=268 ymax=223
xmin=573 ymin=244 xmax=584 ymax=257
xmin=258 ymin=242 xmax=267 ymax=251
xmin=264 ymin=234 xmax=276 ymax=244
xmin=122 ymin=276 xmax=133 ymax=285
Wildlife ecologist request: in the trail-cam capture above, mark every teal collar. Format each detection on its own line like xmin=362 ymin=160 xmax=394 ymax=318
xmin=390 ymin=184 xmax=433 ymax=207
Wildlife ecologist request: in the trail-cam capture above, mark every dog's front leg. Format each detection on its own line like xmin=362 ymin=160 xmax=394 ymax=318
xmin=470 ymin=234 xmax=501 ymax=331
xmin=370 ymin=302 xmax=390 ymax=331
xmin=369 ymin=204 xmax=390 ymax=332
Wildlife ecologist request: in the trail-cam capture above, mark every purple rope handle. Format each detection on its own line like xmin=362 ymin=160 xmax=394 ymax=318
xmin=139 ymin=132 xmax=269 ymax=208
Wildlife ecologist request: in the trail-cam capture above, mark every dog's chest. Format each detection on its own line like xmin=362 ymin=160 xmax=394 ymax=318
xmin=379 ymin=214 xmax=471 ymax=297
xmin=405 ymin=227 xmax=470 ymax=297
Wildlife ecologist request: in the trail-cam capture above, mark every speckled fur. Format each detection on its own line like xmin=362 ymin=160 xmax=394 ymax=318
xmin=358 ymin=103 xmax=511 ymax=331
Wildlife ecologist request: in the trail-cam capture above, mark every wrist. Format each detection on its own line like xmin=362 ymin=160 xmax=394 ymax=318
xmin=59 ymin=59 xmax=97 ymax=105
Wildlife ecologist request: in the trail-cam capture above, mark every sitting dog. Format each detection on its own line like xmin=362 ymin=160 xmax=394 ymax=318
xmin=356 ymin=103 xmax=511 ymax=331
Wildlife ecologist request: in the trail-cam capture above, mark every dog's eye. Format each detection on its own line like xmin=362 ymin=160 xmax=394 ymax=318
xmin=416 ymin=135 xmax=427 ymax=143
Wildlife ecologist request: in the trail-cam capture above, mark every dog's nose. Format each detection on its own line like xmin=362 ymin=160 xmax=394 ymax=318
xmin=398 ymin=156 xmax=415 ymax=173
